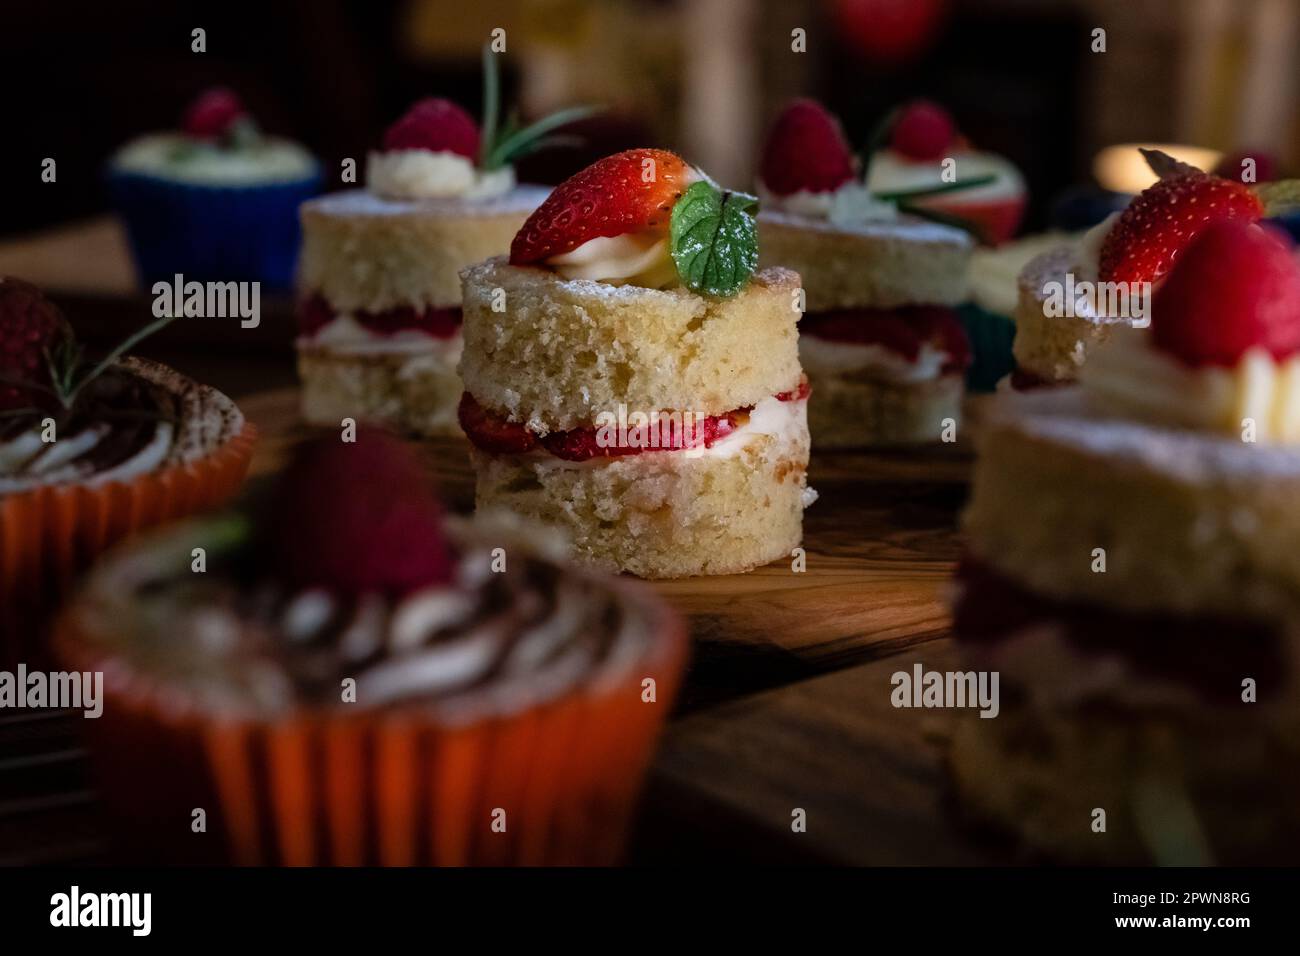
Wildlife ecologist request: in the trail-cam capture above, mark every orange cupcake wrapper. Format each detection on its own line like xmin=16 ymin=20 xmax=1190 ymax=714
xmin=1 ymin=422 xmax=257 ymax=666
xmin=55 ymin=589 xmax=688 ymax=866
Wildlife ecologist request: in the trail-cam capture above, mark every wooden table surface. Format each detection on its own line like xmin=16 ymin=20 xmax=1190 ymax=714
xmin=0 ymin=219 xmax=1005 ymax=866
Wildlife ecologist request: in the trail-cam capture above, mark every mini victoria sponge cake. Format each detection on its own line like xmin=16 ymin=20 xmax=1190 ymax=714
xmin=293 ymin=88 xmax=566 ymax=436
xmin=460 ymin=259 xmax=810 ymax=578
xmin=759 ymin=212 xmax=973 ymax=447
xmin=753 ymin=100 xmax=976 ymax=448
xmin=952 ymin=389 xmax=1300 ymax=863
xmin=296 ymin=187 xmax=548 ymax=435
xmin=457 ymin=147 xmax=813 ymax=579
xmin=951 ymin=220 xmax=1300 ymax=862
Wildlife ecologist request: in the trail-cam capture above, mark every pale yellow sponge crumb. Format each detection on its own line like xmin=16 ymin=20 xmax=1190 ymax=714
xmin=298 ymin=343 xmax=463 ymax=436
xmin=758 ymin=212 xmax=972 ymax=310
xmin=459 ymin=258 xmax=804 ymax=431
xmin=471 ymin=422 xmax=810 ymax=578
xmin=297 ymin=187 xmax=548 ymax=311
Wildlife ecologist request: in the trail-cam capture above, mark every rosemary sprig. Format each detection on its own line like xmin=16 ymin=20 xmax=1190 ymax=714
xmin=873 ymin=174 xmax=996 ymax=203
xmin=477 ymin=43 xmax=598 ymax=172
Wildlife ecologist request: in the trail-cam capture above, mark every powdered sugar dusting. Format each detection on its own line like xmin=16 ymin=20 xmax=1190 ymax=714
xmin=991 ymin=387 xmax=1300 ymax=481
xmin=303 ymin=185 xmax=551 ymax=219
xmin=758 ymin=209 xmax=972 ymax=247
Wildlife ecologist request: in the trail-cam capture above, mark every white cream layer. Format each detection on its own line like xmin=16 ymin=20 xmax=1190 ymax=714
xmin=112 ymin=133 xmax=318 ymax=185
xmin=866 ymin=149 xmax=1025 ymax=204
xmin=756 ymin=180 xmax=898 ymax=225
xmin=1083 ymin=327 xmax=1300 ymax=443
xmin=799 ymin=336 xmax=951 ymax=383
xmin=298 ymin=314 xmax=464 ymax=358
xmin=365 ymin=149 xmax=515 ymax=201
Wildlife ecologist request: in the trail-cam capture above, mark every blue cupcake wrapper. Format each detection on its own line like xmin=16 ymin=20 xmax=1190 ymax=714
xmin=108 ymin=167 xmax=323 ymax=293
xmin=957 ymin=303 xmax=1017 ymax=393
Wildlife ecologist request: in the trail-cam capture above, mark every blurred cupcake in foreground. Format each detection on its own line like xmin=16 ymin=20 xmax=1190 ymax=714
xmin=109 ymin=87 xmax=322 ymax=291
xmin=0 ymin=277 xmax=255 ymax=666
xmin=951 ymin=220 xmax=1300 ymax=863
xmin=296 ymin=51 xmax=587 ymax=437
xmin=56 ymin=428 xmax=686 ymax=865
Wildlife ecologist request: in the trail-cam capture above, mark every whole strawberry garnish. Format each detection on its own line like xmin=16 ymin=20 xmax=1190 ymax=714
xmin=0 ymin=277 xmax=71 ymax=411
xmin=264 ymin=428 xmax=454 ymax=597
xmin=183 ymin=87 xmax=248 ymax=140
xmin=1098 ymin=173 xmax=1263 ymax=286
xmin=1150 ymin=220 xmax=1300 ymax=367
xmin=759 ymin=99 xmax=856 ymax=196
xmin=510 ymin=148 xmax=692 ymax=264
xmin=890 ymin=99 xmax=955 ymax=161
xmin=382 ymin=98 xmax=480 ymax=160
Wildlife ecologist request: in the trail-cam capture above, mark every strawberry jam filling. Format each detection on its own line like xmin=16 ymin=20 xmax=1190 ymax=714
xmin=298 ymin=294 xmax=462 ymax=340
xmin=952 ymin=557 xmax=1284 ymax=705
xmin=459 ymin=381 xmax=808 ymax=462
xmin=802 ymin=305 xmax=972 ymax=374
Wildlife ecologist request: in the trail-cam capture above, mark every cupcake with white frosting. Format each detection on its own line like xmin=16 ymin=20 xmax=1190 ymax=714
xmin=108 ymin=87 xmax=322 ymax=290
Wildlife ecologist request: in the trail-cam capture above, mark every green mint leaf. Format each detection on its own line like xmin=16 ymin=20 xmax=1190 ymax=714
xmin=1256 ymin=179 xmax=1300 ymax=217
xmin=670 ymin=181 xmax=759 ymax=297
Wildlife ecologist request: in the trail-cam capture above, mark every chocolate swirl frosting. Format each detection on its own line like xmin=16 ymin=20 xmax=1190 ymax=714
xmin=0 ymin=358 xmax=244 ymax=496
xmin=71 ymin=514 xmax=672 ymax=720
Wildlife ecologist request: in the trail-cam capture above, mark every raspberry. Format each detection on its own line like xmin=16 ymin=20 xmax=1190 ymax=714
xmin=264 ymin=428 xmax=455 ymax=597
xmin=889 ymin=100 xmax=955 ymax=161
xmin=1150 ymin=220 xmax=1300 ymax=367
xmin=382 ymin=98 xmax=480 ymax=160
xmin=758 ymin=99 xmax=856 ymax=196
xmin=183 ymin=88 xmax=247 ymax=140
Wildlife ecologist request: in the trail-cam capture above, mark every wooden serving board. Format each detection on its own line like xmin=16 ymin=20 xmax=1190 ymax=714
xmin=238 ymin=388 xmax=976 ymax=708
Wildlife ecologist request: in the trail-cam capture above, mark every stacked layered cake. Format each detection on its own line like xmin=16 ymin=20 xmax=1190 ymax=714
xmin=952 ymin=220 xmax=1300 ymax=863
xmin=1011 ymin=151 xmax=1264 ymax=388
xmin=459 ymin=149 xmax=813 ymax=578
xmin=296 ymin=95 xmax=550 ymax=434
xmin=754 ymin=100 xmax=975 ymax=446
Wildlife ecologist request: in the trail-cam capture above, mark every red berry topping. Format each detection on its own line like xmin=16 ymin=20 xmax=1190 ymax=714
xmin=382 ymin=98 xmax=480 ymax=160
xmin=0 ymin=277 xmax=71 ymax=411
xmin=802 ymin=305 xmax=972 ymax=373
xmin=1098 ymin=173 xmax=1263 ymax=286
xmin=775 ymin=377 xmax=812 ymax=402
xmin=457 ymin=392 xmax=537 ymax=455
xmin=758 ymin=99 xmax=856 ymax=196
xmin=539 ymin=410 xmax=738 ymax=462
xmin=889 ymin=99 xmax=956 ymax=161
xmin=510 ymin=148 xmax=692 ymax=265
xmin=265 ymin=428 xmax=454 ymax=597
xmin=183 ymin=88 xmax=248 ymax=140
xmin=297 ymin=295 xmax=462 ymax=340
xmin=1150 ymin=220 xmax=1300 ymax=367
xmin=458 ymin=391 xmax=750 ymax=462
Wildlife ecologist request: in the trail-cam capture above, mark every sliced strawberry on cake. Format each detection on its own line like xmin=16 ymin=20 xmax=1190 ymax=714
xmin=1011 ymin=149 xmax=1265 ymax=388
xmin=459 ymin=148 xmax=813 ymax=578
